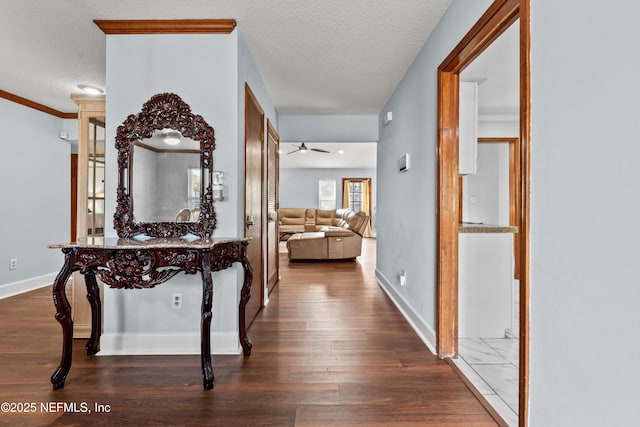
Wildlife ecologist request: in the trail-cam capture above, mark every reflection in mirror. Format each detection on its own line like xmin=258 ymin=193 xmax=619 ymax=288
xmin=113 ymin=93 xmax=216 ymax=239
xmin=132 ymin=129 xmax=200 ymax=223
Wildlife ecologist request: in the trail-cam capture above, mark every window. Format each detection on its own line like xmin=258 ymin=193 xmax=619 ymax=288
xmin=318 ymin=179 xmax=336 ymax=210
xmin=348 ymin=181 xmax=363 ymax=212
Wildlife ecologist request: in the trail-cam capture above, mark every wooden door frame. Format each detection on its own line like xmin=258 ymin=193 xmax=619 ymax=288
xmin=244 ymin=83 xmax=265 ymax=313
xmin=71 ymin=153 xmax=78 ymax=242
xmin=266 ymin=119 xmax=280 ymax=292
xmin=436 ymin=0 xmax=530 ymax=425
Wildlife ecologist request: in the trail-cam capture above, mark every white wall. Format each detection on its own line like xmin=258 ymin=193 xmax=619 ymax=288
xmin=375 ymin=0 xmax=493 ymax=350
xmin=103 ymin=32 xmax=244 ymax=354
xmin=279 ymin=114 xmax=378 ymax=142
xmin=529 ymin=1 xmax=640 ymax=425
xmin=478 ymin=119 xmax=519 ymax=138
xmin=0 ymin=98 xmax=70 ymax=298
xmin=463 ymin=143 xmax=510 ymax=225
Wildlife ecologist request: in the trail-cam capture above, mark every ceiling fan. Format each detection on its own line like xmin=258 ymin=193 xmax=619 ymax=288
xmin=287 ymin=142 xmax=330 ymax=155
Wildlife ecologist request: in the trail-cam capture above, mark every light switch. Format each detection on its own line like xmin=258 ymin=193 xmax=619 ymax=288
xmin=470 ymin=195 xmax=479 ymax=204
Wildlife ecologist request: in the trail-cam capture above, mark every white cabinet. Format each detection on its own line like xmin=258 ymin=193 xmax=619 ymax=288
xmin=458 ymin=231 xmax=514 ymax=338
xmin=459 ymin=81 xmax=478 ymax=175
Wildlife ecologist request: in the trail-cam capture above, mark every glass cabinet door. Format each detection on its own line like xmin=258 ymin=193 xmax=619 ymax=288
xmin=87 ymin=118 xmax=105 ymax=236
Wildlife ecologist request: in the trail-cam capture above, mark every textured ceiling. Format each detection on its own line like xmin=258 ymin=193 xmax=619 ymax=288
xmin=280 ymin=142 xmax=377 ymax=169
xmin=0 ymin=0 xmax=452 ymax=114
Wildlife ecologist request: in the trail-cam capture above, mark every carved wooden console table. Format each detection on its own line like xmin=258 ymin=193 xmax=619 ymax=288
xmin=48 ymin=236 xmax=252 ymax=391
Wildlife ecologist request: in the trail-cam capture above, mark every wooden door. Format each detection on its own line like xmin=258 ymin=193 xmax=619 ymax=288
xmin=266 ymin=120 xmax=280 ymax=293
xmin=244 ymin=84 xmax=265 ymax=325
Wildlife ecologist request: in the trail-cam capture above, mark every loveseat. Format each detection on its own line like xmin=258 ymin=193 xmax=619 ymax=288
xmin=279 ymin=208 xmax=369 ymax=260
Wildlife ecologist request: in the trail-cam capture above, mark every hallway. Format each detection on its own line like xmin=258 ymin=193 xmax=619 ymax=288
xmin=0 ymin=239 xmax=497 ymax=426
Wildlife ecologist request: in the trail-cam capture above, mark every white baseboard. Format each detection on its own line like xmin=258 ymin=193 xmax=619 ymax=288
xmin=98 ymin=331 xmax=241 ymax=356
xmin=0 ymin=273 xmax=55 ymax=299
xmin=375 ymin=269 xmax=437 ymax=355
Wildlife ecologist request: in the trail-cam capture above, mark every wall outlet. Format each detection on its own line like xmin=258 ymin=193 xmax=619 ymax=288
xmin=400 ymin=269 xmax=407 ymax=286
xmin=9 ymin=258 xmax=17 ymax=270
xmin=171 ymin=293 xmax=182 ymax=309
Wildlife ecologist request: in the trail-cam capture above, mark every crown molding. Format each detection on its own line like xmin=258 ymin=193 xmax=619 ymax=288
xmin=0 ymin=90 xmax=76 ymax=119
xmin=94 ymin=19 xmax=237 ymax=34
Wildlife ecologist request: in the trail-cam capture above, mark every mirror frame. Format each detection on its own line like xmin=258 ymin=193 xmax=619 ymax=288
xmin=114 ymin=93 xmax=216 ymax=239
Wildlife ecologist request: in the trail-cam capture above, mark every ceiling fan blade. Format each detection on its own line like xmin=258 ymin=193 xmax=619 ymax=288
xmin=310 ymin=148 xmax=330 ymax=153
xmin=287 ymin=148 xmax=300 ymax=154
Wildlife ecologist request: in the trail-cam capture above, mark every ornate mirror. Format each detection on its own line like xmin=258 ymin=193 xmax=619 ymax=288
xmin=114 ymin=93 xmax=216 ymax=239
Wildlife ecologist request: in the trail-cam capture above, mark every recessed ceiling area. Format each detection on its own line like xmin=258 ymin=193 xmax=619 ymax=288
xmin=280 ymin=142 xmax=377 ymax=169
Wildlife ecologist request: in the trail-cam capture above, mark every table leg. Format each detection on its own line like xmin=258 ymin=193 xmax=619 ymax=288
xmin=51 ymin=250 xmax=75 ymax=390
xmin=239 ymin=246 xmax=253 ymax=356
xmin=200 ymin=251 xmax=214 ymax=390
xmin=84 ymin=273 xmax=101 ymax=355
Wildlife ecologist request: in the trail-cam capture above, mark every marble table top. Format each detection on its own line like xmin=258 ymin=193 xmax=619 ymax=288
xmin=458 ymin=223 xmax=518 ymax=234
xmin=49 ymin=236 xmax=249 ymax=250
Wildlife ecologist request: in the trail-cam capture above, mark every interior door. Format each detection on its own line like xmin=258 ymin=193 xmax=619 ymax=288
xmin=266 ymin=120 xmax=280 ymax=293
xmin=244 ymin=84 xmax=265 ymax=325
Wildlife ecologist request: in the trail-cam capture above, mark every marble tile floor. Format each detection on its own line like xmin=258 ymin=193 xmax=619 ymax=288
xmin=453 ymin=338 xmax=519 ymax=426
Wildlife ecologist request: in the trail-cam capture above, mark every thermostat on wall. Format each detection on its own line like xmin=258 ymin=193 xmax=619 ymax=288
xmin=399 ymin=153 xmax=410 ymax=172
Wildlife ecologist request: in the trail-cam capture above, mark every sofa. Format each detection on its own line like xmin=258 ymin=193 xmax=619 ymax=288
xmin=279 ymin=208 xmax=369 ymax=260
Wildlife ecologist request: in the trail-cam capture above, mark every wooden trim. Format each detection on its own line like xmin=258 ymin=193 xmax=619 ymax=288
xmin=436 ymin=69 xmax=460 ymax=358
xmin=439 ymin=0 xmax=519 ymax=74
xmin=71 ymin=94 xmax=105 ymax=338
xmin=458 ymin=176 xmax=464 ymax=223
xmin=446 ymin=359 xmax=509 ymax=427
xmin=72 ymin=94 xmax=106 ymax=244
xmin=436 ymin=0 xmax=529 ymax=425
xmin=266 ymin=119 xmax=280 ymax=291
xmin=71 ymin=154 xmax=78 ymax=242
xmin=244 ymin=82 xmax=265 ymax=318
xmin=94 ymin=19 xmax=237 ymax=34
xmin=0 ymin=90 xmax=75 ymax=118
xmin=476 ymin=137 xmax=521 ymax=280
xmin=518 ymin=0 xmax=531 ymax=424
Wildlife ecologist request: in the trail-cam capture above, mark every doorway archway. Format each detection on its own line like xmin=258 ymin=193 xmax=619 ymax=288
xmin=435 ymin=0 xmax=530 ymax=425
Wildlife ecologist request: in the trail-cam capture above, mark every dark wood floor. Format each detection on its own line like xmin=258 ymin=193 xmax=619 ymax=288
xmin=0 ymin=239 xmax=496 ymax=426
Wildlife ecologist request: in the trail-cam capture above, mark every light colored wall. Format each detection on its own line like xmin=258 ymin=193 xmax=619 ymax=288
xmin=377 ymin=0 xmax=640 ymax=423
xmin=0 ymin=98 xmax=70 ymax=298
xmin=375 ymin=0 xmax=492 ymax=350
xmin=478 ymin=119 xmax=518 ymax=138
xmin=103 ymin=31 xmax=245 ymax=355
xmin=463 ymin=143 xmax=509 ymax=225
xmin=279 ymin=114 xmax=378 ymax=142
xmin=529 ymin=1 xmax=640 ymax=425
xmin=154 ymin=152 xmax=199 ymax=221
